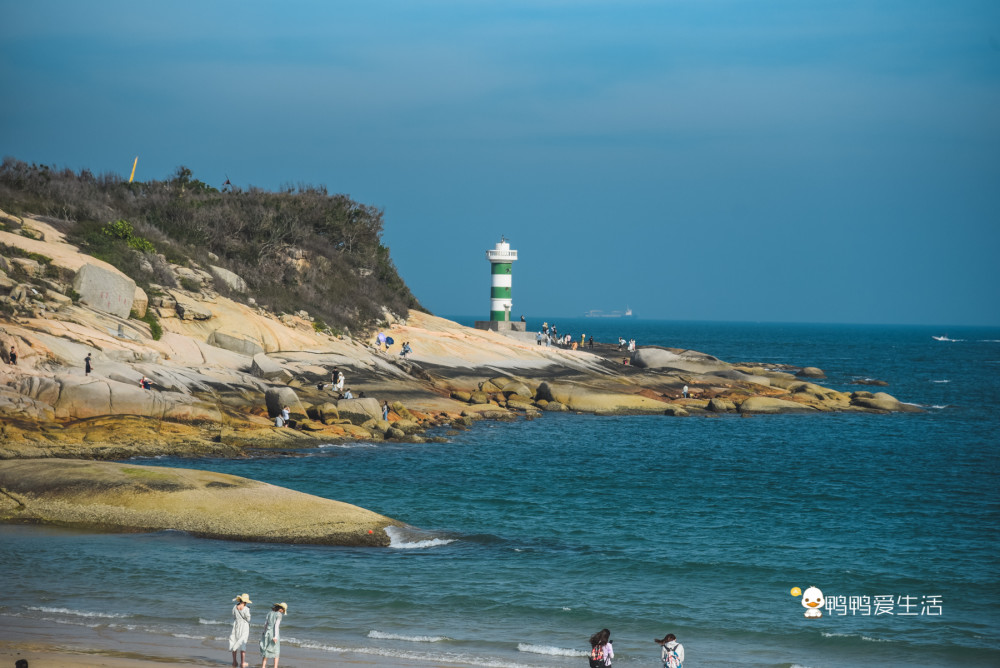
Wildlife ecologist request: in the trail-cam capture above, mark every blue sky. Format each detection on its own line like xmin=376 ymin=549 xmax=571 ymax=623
xmin=2 ymin=1 xmax=998 ymax=326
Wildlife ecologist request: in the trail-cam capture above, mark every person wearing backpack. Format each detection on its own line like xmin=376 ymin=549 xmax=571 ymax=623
xmin=588 ymin=628 xmax=613 ymax=667
xmin=655 ymin=633 xmax=684 ymax=668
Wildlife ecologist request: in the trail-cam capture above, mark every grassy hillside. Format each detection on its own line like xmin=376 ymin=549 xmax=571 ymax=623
xmin=0 ymin=157 xmax=423 ymax=332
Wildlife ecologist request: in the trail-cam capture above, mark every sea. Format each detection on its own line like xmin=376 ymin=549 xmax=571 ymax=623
xmin=3 ymin=319 xmax=999 ymax=667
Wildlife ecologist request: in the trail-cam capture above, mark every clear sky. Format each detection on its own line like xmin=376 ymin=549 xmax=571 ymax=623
xmin=2 ymin=1 xmax=998 ymax=326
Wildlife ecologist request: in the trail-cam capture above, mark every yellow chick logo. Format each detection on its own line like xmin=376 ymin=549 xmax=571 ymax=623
xmin=801 ymin=586 xmax=825 ymax=618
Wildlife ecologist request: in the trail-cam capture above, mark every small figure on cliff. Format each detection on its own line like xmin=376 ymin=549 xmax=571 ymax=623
xmin=622 ymin=357 xmax=629 ymax=366
xmin=382 ymin=400 xmax=390 ymax=420
xmin=259 ymin=602 xmax=287 ymax=668
xmin=536 ymin=331 xmax=543 ymax=345
xmin=682 ymin=385 xmax=689 ymax=399
xmin=84 ymin=353 xmax=93 ymax=376
xmin=139 ymin=375 xmax=152 ymax=390
xmin=655 ymin=633 xmax=684 ymax=668
xmin=228 ymin=593 xmax=252 ymax=668
xmin=334 ymin=369 xmax=345 ymax=392
xmin=400 ymin=341 xmax=412 ymax=358
xmin=280 ymin=406 xmax=290 ymax=426
xmin=520 ymin=314 xmax=525 ymax=323
xmin=8 ymin=346 xmax=16 ymax=365
xmin=588 ymin=336 xmax=594 ymax=349
xmin=342 ymin=388 xmax=354 ymax=400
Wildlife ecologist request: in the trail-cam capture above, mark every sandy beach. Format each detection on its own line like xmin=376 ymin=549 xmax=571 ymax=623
xmin=0 ymin=615 xmax=448 ymax=668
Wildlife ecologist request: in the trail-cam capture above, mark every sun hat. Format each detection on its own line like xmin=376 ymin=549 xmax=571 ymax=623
xmin=275 ymin=602 xmax=288 ymax=613
xmin=233 ymin=593 xmax=252 ymax=604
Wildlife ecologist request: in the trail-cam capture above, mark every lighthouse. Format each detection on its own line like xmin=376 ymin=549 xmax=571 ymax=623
xmin=475 ymin=237 xmax=524 ymax=333
xmin=486 ymin=236 xmax=517 ymax=321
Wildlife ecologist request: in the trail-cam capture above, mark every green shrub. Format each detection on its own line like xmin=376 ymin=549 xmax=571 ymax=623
xmin=103 ymin=219 xmax=156 ymax=253
xmin=134 ymin=309 xmax=162 ymax=340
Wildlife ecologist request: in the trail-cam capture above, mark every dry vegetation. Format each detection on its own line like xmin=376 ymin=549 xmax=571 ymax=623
xmin=0 ymin=158 xmax=422 ymax=332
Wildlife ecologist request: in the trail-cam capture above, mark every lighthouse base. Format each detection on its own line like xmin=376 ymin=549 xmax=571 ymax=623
xmin=474 ymin=320 xmax=527 ymax=333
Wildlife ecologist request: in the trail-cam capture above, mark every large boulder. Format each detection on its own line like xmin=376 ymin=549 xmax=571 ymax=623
xmin=336 ymin=397 xmax=383 ymax=426
xmin=209 ymin=329 xmax=265 ymax=356
xmin=73 ymin=263 xmax=136 ymax=318
xmin=0 ymin=459 xmax=396 ymax=546
xmin=631 ymin=347 xmax=731 ymax=374
xmin=132 ymin=286 xmax=148 ymax=318
xmin=850 ymin=391 xmax=922 ymax=413
xmin=251 ymin=353 xmax=292 ymax=382
xmin=738 ymin=396 xmax=816 ymax=414
xmin=40 ymin=375 xmax=221 ymax=422
xmin=172 ymin=293 xmax=213 ymax=320
xmin=210 ymin=265 xmax=249 ymax=293
xmin=264 ymin=387 xmax=306 ymax=419
xmin=797 ymin=367 xmax=826 ymax=379
xmin=536 ymin=381 xmax=675 ymax=415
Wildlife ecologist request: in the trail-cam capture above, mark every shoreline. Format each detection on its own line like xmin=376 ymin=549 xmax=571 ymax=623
xmin=0 ymin=614 xmax=456 ymax=668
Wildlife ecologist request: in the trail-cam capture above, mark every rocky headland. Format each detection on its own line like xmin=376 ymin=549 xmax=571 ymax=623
xmin=0 ymin=209 xmax=919 ymax=544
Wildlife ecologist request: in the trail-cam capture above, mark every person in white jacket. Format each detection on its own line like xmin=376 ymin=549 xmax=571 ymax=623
xmin=228 ymin=593 xmax=252 ymax=668
xmin=655 ymin=633 xmax=684 ymax=668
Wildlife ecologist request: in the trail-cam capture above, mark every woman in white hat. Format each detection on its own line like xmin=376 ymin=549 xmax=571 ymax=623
xmin=259 ymin=602 xmax=287 ymax=668
xmin=228 ymin=593 xmax=252 ymax=668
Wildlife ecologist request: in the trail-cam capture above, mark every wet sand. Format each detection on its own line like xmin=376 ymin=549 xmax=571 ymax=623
xmin=0 ymin=615 xmax=448 ymax=668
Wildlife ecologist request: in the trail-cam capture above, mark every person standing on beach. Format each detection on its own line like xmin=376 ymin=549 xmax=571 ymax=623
xmin=84 ymin=353 xmax=93 ymax=376
xmin=259 ymin=602 xmax=287 ymax=668
xmin=228 ymin=593 xmax=252 ymax=668
xmin=588 ymin=628 xmax=613 ymax=667
xmin=655 ymin=633 xmax=684 ymax=668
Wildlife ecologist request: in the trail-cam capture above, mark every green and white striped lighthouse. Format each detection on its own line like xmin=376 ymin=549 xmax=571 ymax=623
xmin=487 ymin=236 xmax=518 ymax=322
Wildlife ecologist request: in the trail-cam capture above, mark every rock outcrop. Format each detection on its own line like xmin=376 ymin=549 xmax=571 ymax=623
xmin=72 ymin=263 xmax=136 ymax=318
xmin=0 ymin=459 xmax=396 ymax=546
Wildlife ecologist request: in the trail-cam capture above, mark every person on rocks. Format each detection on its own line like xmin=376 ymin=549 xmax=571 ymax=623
xmin=84 ymin=353 xmax=93 ymax=376
xmin=8 ymin=346 xmax=16 ymax=365
xmin=259 ymin=602 xmax=287 ymax=668
xmin=400 ymin=341 xmax=412 ymax=358
xmin=382 ymin=400 xmax=390 ymax=421
xmin=655 ymin=633 xmax=684 ymax=668
xmin=682 ymin=385 xmax=689 ymax=399
xmin=228 ymin=593 xmax=252 ymax=668
xmin=342 ymin=388 xmax=354 ymax=400
xmin=334 ymin=369 xmax=345 ymax=392
xmin=588 ymin=335 xmax=594 ymax=349
xmin=280 ymin=406 xmax=290 ymax=426
xmin=139 ymin=375 xmax=152 ymax=390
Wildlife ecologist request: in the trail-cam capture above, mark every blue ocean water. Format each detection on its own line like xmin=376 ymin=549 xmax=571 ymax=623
xmin=3 ymin=320 xmax=999 ymax=667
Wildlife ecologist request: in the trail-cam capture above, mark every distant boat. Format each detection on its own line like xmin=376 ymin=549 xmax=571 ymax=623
xmin=932 ymin=335 xmax=954 ymax=342
xmin=584 ymin=307 xmax=635 ymax=319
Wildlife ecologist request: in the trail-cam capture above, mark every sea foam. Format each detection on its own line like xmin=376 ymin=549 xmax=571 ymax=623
xmin=369 ymin=630 xmax=450 ymax=642
xmin=28 ymin=606 xmax=129 ymax=619
xmin=517 ymin=643 xmax=588 ymax=657
xmin=385 ymin=525 xmax=456 ymax=549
